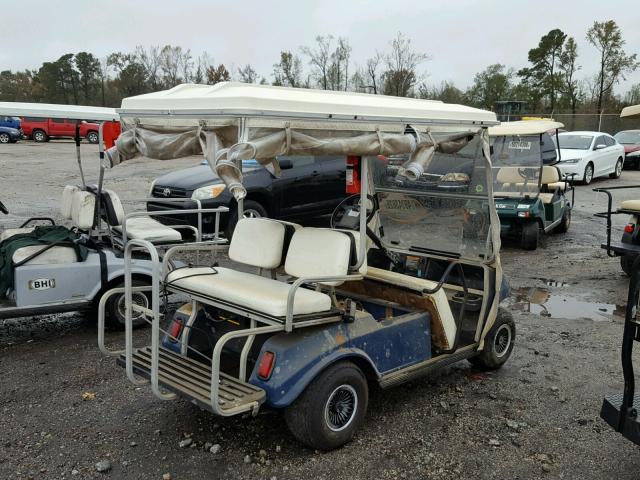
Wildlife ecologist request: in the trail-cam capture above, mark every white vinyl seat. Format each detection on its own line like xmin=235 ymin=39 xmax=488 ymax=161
xmin=166 ymin=219 xmax=361 ymax=319
xmin=12 ymin=245 xmax=79 ymax=265
xmin=620 ymin=200 xmax=640 ymax=212
xmin=99 ymin=189 xmax=183 ymax=243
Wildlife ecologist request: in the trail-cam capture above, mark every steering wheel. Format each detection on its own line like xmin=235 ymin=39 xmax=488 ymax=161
xmin=517 ymin=167 xmax=538 ymax=181
xmin=330 ymin=194 xmax=378 ymax=230
xmin=0 ymin=199 xmax=7 ymax=215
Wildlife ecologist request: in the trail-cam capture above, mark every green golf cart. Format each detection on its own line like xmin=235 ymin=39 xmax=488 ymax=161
xmin=489 ymin=120 xmax=573 ymax=250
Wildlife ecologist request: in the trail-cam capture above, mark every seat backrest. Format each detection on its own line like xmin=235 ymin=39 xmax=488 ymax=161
xmin=102 ymin=189 xmax=126 ymax=226
xmin=60 ymin=185 xmax=80 ymax=220
xmin=284 ymin=228 xmax=366 ymax=286
xmin=495 ymin=167 xmax=523 ymax=185
xmin=540 ymin=166 xmax=560 ymax=185
xmin=229 ymin=218 xmax=291 ymax=269
xmin=71 ymin=191 xmax=96 ymax=229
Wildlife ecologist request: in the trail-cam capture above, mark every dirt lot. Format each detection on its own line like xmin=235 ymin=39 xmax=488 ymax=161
xmin=2 ymin=141 xmax=640 ymax=479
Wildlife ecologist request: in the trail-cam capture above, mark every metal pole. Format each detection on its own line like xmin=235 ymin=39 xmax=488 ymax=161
xmin=75 ymin=121 xmax=86 ymax=188
xmin=598 ymin=110 xmax=604 ymax=132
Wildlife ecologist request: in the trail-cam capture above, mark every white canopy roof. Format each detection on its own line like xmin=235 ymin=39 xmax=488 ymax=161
xmin=118 ymin=82 xmax=498 ymax=126
xmin=488 ymin=120 xmax=564 ymax=136
xmin=0 ymin=102 xmax=118 ymax=121
xmin=621 ymin=104 xmax=640 ymax=119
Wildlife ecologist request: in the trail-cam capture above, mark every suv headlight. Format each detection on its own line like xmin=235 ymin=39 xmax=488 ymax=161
xmin=191 ymin=184 xmax=226 ymax=200
xmin=561 ymin=158 xmax=580 ymax=164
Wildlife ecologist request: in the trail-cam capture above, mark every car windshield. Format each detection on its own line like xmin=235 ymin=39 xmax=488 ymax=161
xmin=614 ymin=131 xmax=640 ymax=145
xmin=372 ymin=131 xmax=493 ymax=261
xmin=558 ymin=134 xmax=593 ymax=150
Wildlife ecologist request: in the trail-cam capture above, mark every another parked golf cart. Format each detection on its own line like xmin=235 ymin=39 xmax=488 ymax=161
xmin=597 ymin=104 xmax=640 ymax=445
xmin=0 ymin=102 xmax=224 ymax=328
xmin=98 ymin=82 xmax=514 ymax=450
xmin=489 ymin=120 xmax=573 ymax=250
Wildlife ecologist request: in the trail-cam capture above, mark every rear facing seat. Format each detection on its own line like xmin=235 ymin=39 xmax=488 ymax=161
xmin=166 ymin=218 xmax=365 ymax=319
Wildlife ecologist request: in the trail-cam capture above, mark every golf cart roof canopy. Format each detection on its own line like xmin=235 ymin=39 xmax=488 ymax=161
xmin=621 ymin=104 xmax=640 ymax=119
xmin=0 ymin=102 xmax=119 ymax=122
xmin=117 ymin=82 xmax=498 ymax=126
xmin=488 ymin=120 xmax=564 ymax=136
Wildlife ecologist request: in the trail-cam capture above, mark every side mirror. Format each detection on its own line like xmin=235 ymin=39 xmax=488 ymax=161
xmin=279 ymin=159 xmax=293 ymax=170
xmin=595 ymin=144 xmax=607 ymax=150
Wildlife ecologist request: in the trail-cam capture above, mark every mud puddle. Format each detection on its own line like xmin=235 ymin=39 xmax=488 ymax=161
xmin=509 ymin=284 xmax=625 ymax=321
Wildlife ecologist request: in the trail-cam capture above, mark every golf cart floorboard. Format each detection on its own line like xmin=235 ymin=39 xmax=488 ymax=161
xmin=601 ymin=392 xmax=640 ymax=445
xmin=116 ymin=346 xmax=265 ymax=413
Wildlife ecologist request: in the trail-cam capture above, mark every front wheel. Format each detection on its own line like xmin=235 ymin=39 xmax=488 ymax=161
xmin=521 ymin=221 xmax=539 ymax=250
xmin=469 ymin=307 xmax=516 ymax=370
xmin=610 ymin=158 xmax=623 ymax=179
xmin=285 ymin=361 xmax=368 ymax=450
xmin=87 ymin=131 xmax=99 ymax=144
xmin=582 ymin=163 xmax=594 ymax=185
xmin=0 ymin=133 xmax=10 ymax=144
xmin=621 ymin=255 xmax=638 ymax=277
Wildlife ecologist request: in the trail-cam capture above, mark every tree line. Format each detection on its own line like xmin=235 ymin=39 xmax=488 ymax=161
xmin=0 ymin=20 xmax=637 ymax=116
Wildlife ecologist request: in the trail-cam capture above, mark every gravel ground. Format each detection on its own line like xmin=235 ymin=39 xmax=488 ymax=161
xmin=2 ymin=141 xmax=640 ymax=479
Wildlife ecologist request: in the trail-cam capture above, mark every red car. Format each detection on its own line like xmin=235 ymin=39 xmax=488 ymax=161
xmin=615 ymin=130 xmax=640 ymax=169
xmin=20 ymin=117 xmax=101 ymax=143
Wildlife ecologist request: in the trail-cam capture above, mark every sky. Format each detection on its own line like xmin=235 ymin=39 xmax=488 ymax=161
xmin=1 ymin=0 xmax=639 ymax=95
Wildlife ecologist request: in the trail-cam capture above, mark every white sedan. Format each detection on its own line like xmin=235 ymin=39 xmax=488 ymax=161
xmin=555 ymin=131 xmax=625 ymax=185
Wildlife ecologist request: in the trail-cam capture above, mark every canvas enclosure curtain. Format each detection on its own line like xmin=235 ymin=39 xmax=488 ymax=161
xmin=108 ymin=122 xmax=478 ymax=201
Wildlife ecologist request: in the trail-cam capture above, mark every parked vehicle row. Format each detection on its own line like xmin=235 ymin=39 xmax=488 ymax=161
xmin=556 ymin=131 xmax=625 ymax=185
xmin=0 ymin=115 xmax=101 ymax=144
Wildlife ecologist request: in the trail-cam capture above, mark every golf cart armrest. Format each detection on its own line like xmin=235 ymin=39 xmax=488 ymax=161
xmin=284 ymin=274 xmax=363 ymax=332
xmin=19 ymin=217 xmax=56 ymax=228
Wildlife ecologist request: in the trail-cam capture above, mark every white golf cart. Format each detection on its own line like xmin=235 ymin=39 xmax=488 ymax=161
xmin=0 ymin=102 xmax=226 ymax=328
xmin=99 ymin=82 xmax=514 ymax=450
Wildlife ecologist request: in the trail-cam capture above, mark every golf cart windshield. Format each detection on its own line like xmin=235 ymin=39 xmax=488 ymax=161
xmin=491 ymin=133 xmax=545 ymax=200
xmin=372 ymin=130 xmax=493 ymax=261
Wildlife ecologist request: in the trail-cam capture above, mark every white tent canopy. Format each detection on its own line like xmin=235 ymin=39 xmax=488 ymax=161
xmin=621 ymin=104 xmax=640 ymax=119
xmin=488 ymin=120 xmax=564 ymax=136
xmin=118 ymin=82 xmax=497 ymax=126
xmin=0 ymin=102 xmax=118 ymax=122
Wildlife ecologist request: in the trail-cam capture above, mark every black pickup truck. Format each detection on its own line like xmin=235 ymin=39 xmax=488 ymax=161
xmin=147 ymin=156 xmax=347 ymax=238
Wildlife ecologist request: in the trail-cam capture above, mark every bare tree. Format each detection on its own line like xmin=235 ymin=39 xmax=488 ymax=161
xmin=237 ymin=64 xmax=259 ymax=83
xmin=301 ymin=35 xmax=333 ymax=89
xmin=586 ymin=20 xmax=639 ymax=114
xmin=272 ymin=51 xmax=303 ymax=87
xmin=135 ymin=45 xmax=161 ymax=90
xmin=327 ymin=37 xmax=351 ymax=91
xmin=363 ymin=52 xmax=383 ymax=94
xmin=206 ymin=64 xmax=231 ymax=85
xmin=159 ymin=45 xmax=192 ymax=87
xmin=382 ymin=33 xmax=429 ymax=97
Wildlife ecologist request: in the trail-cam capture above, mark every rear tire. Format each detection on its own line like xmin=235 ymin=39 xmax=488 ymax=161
xmin=469 ymin=307 xmax=515 ymax=370
xmin=87 ymin=131 xmax=99 ymax=144
xmin=285 ymin=361 xmax=368 ymax=450
xmin=621 ymin=255 xmax=638 ymax=277
xmin=582 ymin=163 xmax=594 ymax=185
xmin=610 ymin=158 xmax=623 ymax=179
xmin=224 ymin=199 xmax=268 ymax=239
xmin=521 ymin=222 xmax=539 ymax=250
xmin=32 ymin=129 xmax=47 ymax=142
xmin=101 ymin=278 xmax=151 ymax=330
xmin=554 ymin=207 xmax=571 ymax=233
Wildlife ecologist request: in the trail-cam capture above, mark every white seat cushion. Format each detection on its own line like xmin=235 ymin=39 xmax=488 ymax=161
xmin=285 ymin=228 xmax=363 ymax=286
xmin=1 ymin=227 xmax=35 ymax=243
xmin=538 ymin=193 xmax=555 ymax=204
xmin=113 ymin=216 xmax=182 ymax=243
xmin=71 ymin=191 xmax=96 ymax=229
xmin=61 ymin=185 xmax=81 ymax=220
xmin=546 ymin=181 xmax=567 ymax=191
xmin=166 ymin=267 xmax=331 ymax=317
xmin=620 ymin=200 xmax=640 ymax=211
xmin=12 ymin=245 xmax=78 ymax=265
xmin=229 ymin=218 xmax=287 ymax=269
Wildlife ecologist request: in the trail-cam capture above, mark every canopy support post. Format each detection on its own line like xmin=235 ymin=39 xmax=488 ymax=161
xmin=354 ymin=156 xmax=368 ymax=271
xmin=75 ymin=121 xmax=86 ymax=188
xmin=94 ymin=122 xmax=106 ymax=232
